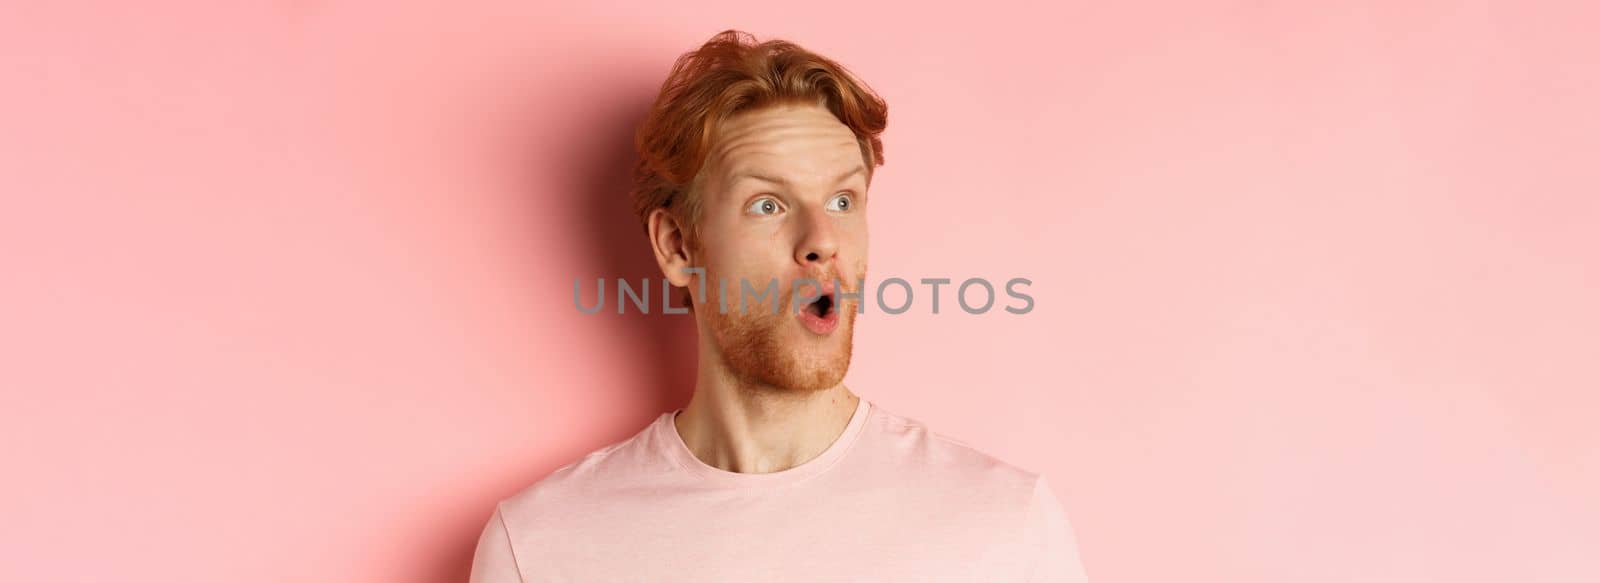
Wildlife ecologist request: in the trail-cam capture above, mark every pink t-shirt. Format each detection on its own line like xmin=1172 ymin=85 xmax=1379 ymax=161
xmin=469 ymin=397 xmax=1089 ymax=582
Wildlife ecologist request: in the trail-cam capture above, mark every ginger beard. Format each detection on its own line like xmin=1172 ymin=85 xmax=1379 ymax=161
xmin=698 ymin=264 xmax=864 ymax=394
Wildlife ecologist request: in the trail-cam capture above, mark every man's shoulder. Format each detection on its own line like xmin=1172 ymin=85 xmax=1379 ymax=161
xmin=864 ymin=403 xmax=1044 ymax=497
xmin=496 ymin=414 xmax=670 ymax=523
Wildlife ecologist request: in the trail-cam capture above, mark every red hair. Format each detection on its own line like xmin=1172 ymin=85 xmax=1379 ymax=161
xmin=632 ymin=30 xmax=888 ymax=245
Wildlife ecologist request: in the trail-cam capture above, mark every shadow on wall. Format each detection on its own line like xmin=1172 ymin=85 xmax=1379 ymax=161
xmin=418 ymin=52 xmax=696 ymax=583
xmin=567 ymin=79 xmax=699 ymax=426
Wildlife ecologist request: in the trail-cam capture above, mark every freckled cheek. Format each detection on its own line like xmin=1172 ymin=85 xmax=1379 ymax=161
xmin=705 ymin=242 xmax=788 ymax=285
xmin=696 ymin=216 xmax=773 ymax=262
xmin=840 ymin=224 xmax=869 ymax=259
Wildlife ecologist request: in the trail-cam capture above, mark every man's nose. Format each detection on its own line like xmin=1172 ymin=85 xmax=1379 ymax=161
xmin=795 ymin=207 xmax=838 ymax=266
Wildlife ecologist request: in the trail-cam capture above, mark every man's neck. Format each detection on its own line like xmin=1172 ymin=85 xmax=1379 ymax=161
xmin=672 ymin=369 xmax=860 ymax=475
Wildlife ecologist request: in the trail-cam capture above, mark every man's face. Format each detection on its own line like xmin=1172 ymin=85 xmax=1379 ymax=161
xmin=689 ymin=103 xmax=870 ymax=393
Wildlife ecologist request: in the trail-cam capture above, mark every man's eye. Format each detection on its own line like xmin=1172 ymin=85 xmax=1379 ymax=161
xmin=748 ymin=198 xmax=781 ymax=216
xmin=827 ymin=193 xmax=854 ymax=212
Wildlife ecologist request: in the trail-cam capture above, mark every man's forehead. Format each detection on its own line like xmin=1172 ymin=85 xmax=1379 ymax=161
xmin=717 ymin=104 xmax=850 ymax=135
xmin=720 ymin=150 xmax=862 ymax=179
xmin=706 ymin=107 xmax=862 ymax=181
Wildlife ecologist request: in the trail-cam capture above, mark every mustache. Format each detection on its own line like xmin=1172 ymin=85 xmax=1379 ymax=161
xmin=705 ymin=271 xmax=866 ymax=295
xmin=791 ymin=271 xmax=864 ymax=294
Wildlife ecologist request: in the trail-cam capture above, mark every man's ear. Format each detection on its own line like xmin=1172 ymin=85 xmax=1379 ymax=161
xmin=647 ymin=208 xmax=696 ymax=288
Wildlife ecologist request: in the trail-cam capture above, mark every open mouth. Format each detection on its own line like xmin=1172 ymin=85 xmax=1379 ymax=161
xmin=798 ymin=287 xmax=840 ymax=335
xmin=805 ymin=293 xmax=835 ymax=318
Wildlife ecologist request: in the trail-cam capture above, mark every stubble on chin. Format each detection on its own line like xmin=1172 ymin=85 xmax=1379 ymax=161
xmin=709 ymin=295 xmax=856 ymax=395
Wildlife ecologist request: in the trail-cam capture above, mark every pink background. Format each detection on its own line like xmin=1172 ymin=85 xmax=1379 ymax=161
xmin=3 ymin=2 xmax=1597 ymax=581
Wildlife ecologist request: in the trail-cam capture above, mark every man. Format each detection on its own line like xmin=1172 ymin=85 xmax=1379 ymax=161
xmin=470 ymin=30 xmax=1088 ymax=582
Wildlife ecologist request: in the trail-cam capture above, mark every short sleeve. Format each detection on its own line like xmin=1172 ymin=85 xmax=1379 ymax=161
xmin=469 ymin=505 xmax=524 ymax=583
xmin=1024 ymin=477 xmax=1090 ymax=582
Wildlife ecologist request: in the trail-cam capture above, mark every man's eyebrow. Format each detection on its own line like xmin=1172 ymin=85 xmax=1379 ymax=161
xmin=730 ymin=171 xmax=789 ymax=186
xmin=833 ymin=165 xmax=866 ymax=185
xmin=730 ymin=166 xmax=866 ymax=187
